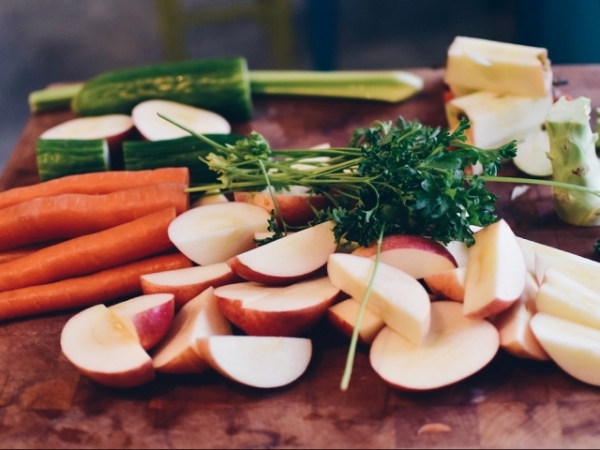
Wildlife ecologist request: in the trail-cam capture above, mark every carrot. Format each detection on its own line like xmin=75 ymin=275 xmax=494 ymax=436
xmin=0 ymin=183 xmax=189 ymax=251
xmin=0 ymin=167 xmax=189 ymax=210
xmin=0 ymin=242 xmax=60 ymax=264
xmin=0 ymin=253 xmax=192 ymax=321
xmin=0 ymin=208 xmax=177 ymax=292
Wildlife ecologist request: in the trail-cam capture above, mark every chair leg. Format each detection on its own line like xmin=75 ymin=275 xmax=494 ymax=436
xmin=155 ymin=0 xmax=187 ymax=61
xmin=255 ymin=0 xmax=296 ymax=69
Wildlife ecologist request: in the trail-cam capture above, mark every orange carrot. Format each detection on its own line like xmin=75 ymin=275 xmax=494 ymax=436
xmin=0 ymin=208 xmax=177 ymax=292
xmin=0 ymin=167 xmax=189 ymax=210
xmin=0 ymin=242 xmax=59 ymax=264
xmin=0 ymin=183 xmax=189 ymax=251
xmin=0 ymin=253 xmax=192 ymax=321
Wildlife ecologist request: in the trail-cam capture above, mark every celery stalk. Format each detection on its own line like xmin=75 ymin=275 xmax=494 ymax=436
xmin=545 ymin=96 xmax=600 ymax=226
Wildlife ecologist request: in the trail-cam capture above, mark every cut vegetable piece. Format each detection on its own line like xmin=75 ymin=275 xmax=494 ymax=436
xmin=444 ymin=36 xmax=552 ymax=97
xmin=351 ymin=234 xmax=457 ymax=279
xmin=530 ymin=313 xmax=600 ymax=386
xmin=545 ymin=96 xmax=600 ymax=226
xmin=227 ymin=221 xmax=337 ymax=284
xmin=141 ymin=263 xmax=240 ymax=309
xmin=463 ymin=220 xmax=527 ymax=319
xmin=40 ymin=114 xmax=134 ymax=147
xmin=168 ymin=202 xmax=270 ymax=266
xmin=152 ymin=287 xmax=231 ymax=374
xmin=327 ymin=253 xmax=431 ymax=345
xmin=535 ymin=252 xmax=600 ymax=292
xmin=445 ymin=91 xmax=552 ymax=148
xmin=513 ymin=128 xmax=552 ymax=177
xmin=191 ymin=190 xmax=229 ymax=208
xmin=370 ymin=301 xmax=499 ymax=391
xmin=444 ymin=240 xmax=470 ymax=268
xmin=214 ymin=277 xmax=339 ymax=336
xmin=424 ymin=267 xmax=466 ymax=302
xmin=60 ymin=304 xmax=154 ymax=388
xmin=197 ymin=335 xmax=312 ymax=388
xmin=132 ymin=99 xmax=231 ymax=141
xmin=36 ymin=139 xmax=109 ymax=181
xmin=517 ymin=236 xmax=589 ymax=275
xmin=327 ymin=298 xmax=385 ymax=345
xmin=109 ymin=293 xmax=175 ymax=351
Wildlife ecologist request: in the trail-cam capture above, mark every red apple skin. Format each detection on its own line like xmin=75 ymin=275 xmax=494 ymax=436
xmin=141 ymin=271 xmax=242 ymax=309
xmin=233 ymin=191 xmax=330 ymax=227
xmin=128 ymin=300 xmax=175 ymax=351
xmin=77 ymin=361 xmax=155 ymax=389
xmin=326 ymin=309 xmax=372 ymax=345
xmin=226 ymin=256 xmax=324 ymax=285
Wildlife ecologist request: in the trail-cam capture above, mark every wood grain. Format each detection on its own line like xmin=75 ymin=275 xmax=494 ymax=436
xmin=1 ymin=66 xmax=600 ymax=448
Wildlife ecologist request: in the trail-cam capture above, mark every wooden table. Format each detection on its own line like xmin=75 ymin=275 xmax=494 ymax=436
xmin=1 ymin=66 xmax=600 ymax=449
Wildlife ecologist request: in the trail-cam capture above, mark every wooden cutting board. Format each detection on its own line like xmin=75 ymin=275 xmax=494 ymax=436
xmin=1 ymin=66 xmax=600 ymax=448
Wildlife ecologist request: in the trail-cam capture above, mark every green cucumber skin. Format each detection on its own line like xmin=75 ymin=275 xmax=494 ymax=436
xmin=123 ymin=134 xmax=243 ymax=185
xmin=36 ymin=139 xmax=109 ymax=182
xmin=71 ymin=58 xmax=252 ymax=122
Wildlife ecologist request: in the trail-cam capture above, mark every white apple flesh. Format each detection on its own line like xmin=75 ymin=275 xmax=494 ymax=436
xmin=227 ymin=220 xmax=337 ymax=285
xmin=60 ymin=304 xmax=154 ymax=388
xmin=351 ymin=234 xmax=457 ymax=279
xmin=535 ymin=252 xmax=600 ymax=293
xmin=132 ymin=99 xmax=231 ymax=140
xmin=214 ymin=276 xmax=339 ymax=336
xmin=370 ymin=301 xmax=499 ymax=391
xmin=108 ymin=293 xmax=175 ymax=351
xmin=326 ymin=298 xmax=385 ymax=345
xmin=141 ymin=263 xmax=240 ymax=309
xmin=424 ymin=267 xmax=466 ymax=302
xmin=463 ymin=219 xmax=527 ymax=319
xmin=327 ymin=253 xmax=431 ymax=345
xmin=517 ymin=236 xmax=592 ymax=275
xmin=168 ymin=202 xmax=271 ymax=266
xmin=197 ymin=335 xmax=312 ymax=388
xmin=151 ymin=287 xmax=232 ymax=374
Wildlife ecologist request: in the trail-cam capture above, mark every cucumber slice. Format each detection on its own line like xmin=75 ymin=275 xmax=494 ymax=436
xmin=513 ymin=128 xmax=552 ymax=177
xmin=36 ymin=139 xmax=109 ymax=181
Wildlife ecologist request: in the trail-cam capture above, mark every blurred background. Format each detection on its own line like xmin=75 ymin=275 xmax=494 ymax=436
xmin=1 ymin=0 xmax=600 ymax=172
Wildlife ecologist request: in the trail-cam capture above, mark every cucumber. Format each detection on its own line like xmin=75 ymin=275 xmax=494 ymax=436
xmin=71 ymin=58 xmax=252 ymax=122
xmin=123 ymin=134 xmax=243 ymax=185
xmin=36 ymin=139 xmax=109 ymax=181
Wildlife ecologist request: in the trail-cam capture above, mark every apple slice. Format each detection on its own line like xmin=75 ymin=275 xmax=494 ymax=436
xmin=370 ymin=301 xmax=499 ymax=391
xmin=530 ymin=313 xmax=600 ymax=387
xmin=141 ymin=263 xmax=241 ymax=309
xmin=463 ymin=219 xmax=527 ymax=319
xmin=351 ymin=234 xmax=457 ymax=279
xmin=214 ymin=276 xmax=339 ymax=336
xmin=424 ymin=267 xmax=466 ymax=302
xmin=196 ymin=335 xmax=312 ymax=388
xmin=132 ymin=99 xmax=231 ymax=140
xmin=489 ymin=272 xmax=548 ymax=360
xmin=168 ymin=202 xmax=271 ymax=266
xmin=108 ymin=293 xmax=175 ymax=351
xmin=40 ymin=114 xmax=134 ymax=150
xmin=326 ymin=298 xmax=385 ymax=345
xmin=536 ymin=268 xmax=600 ymax=331
xmin=517 ymin=236 xmax=591 ymax=275
xmin=151 ymin=287 xmax=231 ymax=374
xmin=327 ymin=253 xmax=431 ymax=345
xmin=191 ymin=190 xmax=229 ymax=208
xmin=227 ymin=220 xmax=337 ymax=285
xmin=60 ymin=304 xmax=154 ymax=388
xmin=233 ymin=186 xmax=330 ymax=227
xmin=535 ymin=252 xmax=600 ymax=292
xmin=444 ymin=240 xmax=470 ymax=268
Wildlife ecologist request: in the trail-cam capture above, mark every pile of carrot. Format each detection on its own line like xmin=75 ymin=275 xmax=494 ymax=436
xmin=0 ymin=168 xmax=193 ymax=321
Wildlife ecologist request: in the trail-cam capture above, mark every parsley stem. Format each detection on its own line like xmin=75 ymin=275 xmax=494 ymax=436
xmin=157 ymin=113 xmax=230 ymax=152
xmin=340 ymin=226 xmax=384 ymax=391
xmin=474 ymin=175 xmax=600 ymax=197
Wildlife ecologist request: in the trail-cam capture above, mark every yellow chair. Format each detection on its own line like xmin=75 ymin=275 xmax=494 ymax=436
xmin=155 ymin=0 xmax=296 ymax=69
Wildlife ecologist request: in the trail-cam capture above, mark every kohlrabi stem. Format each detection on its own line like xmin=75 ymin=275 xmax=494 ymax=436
xmin=340 ymin=227 xmax=384 ymax=391
xmin=157 ymin=113 xmax=230 ymax=152
xmin=473 ymin=175 xmax=600 ymax=197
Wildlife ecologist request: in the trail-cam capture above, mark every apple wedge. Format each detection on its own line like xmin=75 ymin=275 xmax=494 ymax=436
xmin=535 ymin=252 xmax=600 ymax=292
xmin=351 ymin=234 xmax=457 ymax=279
xmin=141 ymin=263 xmax=241 ymax=309
xmin=530 ymin=313 xmax=600 ymax=387
xmin=168 ymin=202 xmax=271 ymax=266
xmin=214 ymin=276 xmax=339 ymax=336
xmin=227 ymin=220 xmax=337 ymax=285
xmin=196 ymin=335 xmax=312 ymax=388
xmin=233 ymin=186 xmax=330 ymax=227
xmin=517 ymin=236 xmax=591 ymax=275
xmin=370 ymin=301 xmax=499 ymax=391
xmin=327 ymin=298 xmax=385 ymax=345
xmin=109 ymin=293 xmax=175 ymax=351
xmin=463 ymin=219 xmax=527 ymax=319
xmin=444 ymin=240 xmax=470 ymax=268
xmin=60 ymin=304 xmax=154 ymax=388
xmin=151 ymin=287 xmax=231 ymax=374
xmin=489 ymin=272 xmax=548 ymax=360
xmin=535 ymin=268 xmax=600 ymax=331
xmin=424 ymin=267 xmax=466 ymax=302
xmin=327 ymin=253 xmax=431 ymax=345
xmin=132 ymin=99 xmax=231 ymax=140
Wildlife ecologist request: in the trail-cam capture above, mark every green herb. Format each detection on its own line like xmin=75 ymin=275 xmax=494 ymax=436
xmin=595 ymin=239 xmax=600 ymax=256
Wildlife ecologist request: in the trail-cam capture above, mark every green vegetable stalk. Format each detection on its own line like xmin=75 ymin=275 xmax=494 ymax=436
xmin=545 ymin=96 xmax=600 ymax=226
